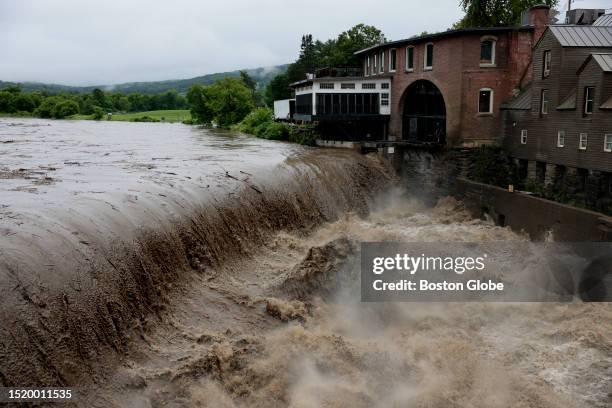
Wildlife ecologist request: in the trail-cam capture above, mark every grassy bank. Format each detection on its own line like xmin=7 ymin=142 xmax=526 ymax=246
xmin=71 ymin=109 xmax=191 ymax=123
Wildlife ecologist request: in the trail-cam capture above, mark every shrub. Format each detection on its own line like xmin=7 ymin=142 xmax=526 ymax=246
xmin=92 ymin=106 xmax=104 ymax=120
xmin=235 ymin=108 xmax=274 ymax=134
xmin=261 ymin=122 xmax=289 ymax=140
xmin=131 ymin=116 xmax=160 ymax=122
xmin=52 ymin=100 xmax=79 ymax=119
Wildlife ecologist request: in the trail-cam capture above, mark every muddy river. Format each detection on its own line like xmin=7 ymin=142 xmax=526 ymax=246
xmin=0 ymin=118 xmax=610 ymax=407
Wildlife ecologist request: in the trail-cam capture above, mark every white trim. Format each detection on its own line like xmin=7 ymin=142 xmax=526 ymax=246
xmin=521 ymin=129 xmax=527 ymax=144
xmin=405 ymin=46 xmax=414 ymax=72
xmin=380 ymin=50 xmax=385 ymax=73
xmin=541 ymin=89 xmax=549 ymax=115
xmin=543 ymin=50 xmax=551 ymax=78
xmin=389 ymin=48 xmax=397 ymax=72
xmin=605 ymin=134 xmax=612 ymax=152
xmin=478 ymin=88 xmax=494 ymax=114
xmin=584 ymin=87 xmax=594 ymax=115
xmin=557 ymin=130 xmax=565 ymax=148
xmin=424 ymin=43 xmax=433 ymax=70
xmin=579 ymin=133 xmax=588 ymax=150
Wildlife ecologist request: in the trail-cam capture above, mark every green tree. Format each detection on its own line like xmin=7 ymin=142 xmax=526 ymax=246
xmin=91 ymin=88 xmax=107 ymax=109
xmin=34 ymin=97 xmax=60 ymax=118
xmin=0 ymin=91 xmax=15 ymax=113
xmin=264 ymin=73 xmax=291 ymax=107
xmin=206 ymin=78 xmax=255 ymax=127
xmin=187 ymin=84 xmax=215 ymax=124
xmin=454 ymin=0 xmax=558 ymax=28
xmin=52 ymin=99 xmax=79 ymax=118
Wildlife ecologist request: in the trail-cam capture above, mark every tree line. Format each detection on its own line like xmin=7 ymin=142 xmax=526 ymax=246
xmin=0 ymin=86 xmax=189 ymax=119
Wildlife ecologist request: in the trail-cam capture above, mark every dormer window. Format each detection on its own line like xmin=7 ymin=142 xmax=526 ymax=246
xmin=543 ymin=50 xmax=551 ymax=78
xmin=480 ymin=38 xmax=496 ymax=66
xmin=380 ymin=51 xmax=385 ymax=73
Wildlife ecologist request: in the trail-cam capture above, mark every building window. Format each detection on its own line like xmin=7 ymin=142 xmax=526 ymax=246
xmin=380 ymin=51 xmax=385 ymax=73
xmin=373 ymin=54 xmax=377 ymax=74
xmin=605 ymin=134 xmax=612 ymax=152
xmin=406 ymin=47 xmax=414 ymax=71
xmin=365 ymin=57 xmax=370 ymax=76
xmin=478 ymin=89 xmax=493 ymax=113
xmin=521 ymin=129 xmax=527 ymax=144
xmin=557 ymin=130 xmax=565 ymax=148
xmin=389 ymin=48 xmax=397 ymax=72
xmin=381 ymin=83 xmax=389 ymax=89
xmin=579 ymin=133 xmax=588 ymax=150
xmin=540 ymin=89 xmax=549 ymax=115
xmin=543 ymin=50 xmax=551 ymax=78
xmin=341 ymin=83 xmax=355 ymax=89
xmin=584 ymin=87 xmax=594 ymax=115
xmin=362 ymin=83 xmax=376 ymax=89
xmin=424 ymin=43 xmax=433 ymax=70
xmin=480 ymin=39 xmax=496 ymax=66
xmin=381 ymin=93 xmax=389 ymax=106
xmin=319 ymin=83 xmax=334 ymax=89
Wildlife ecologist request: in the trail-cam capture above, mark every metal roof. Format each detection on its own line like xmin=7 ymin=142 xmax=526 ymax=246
xmin=593 ymin=13 xmax=612 ymax=26
xmin=500 ymin=85 xmax=531 ymax=110
xmin=557 ymin=91 xmax=576 ymax=110
xmin=601 ymin=96 xmax=612 ymax=109
xmin=592 ymin=53 xmax=612 ymax=71
xmin=548 ymin=25 xmax=612 ymax=47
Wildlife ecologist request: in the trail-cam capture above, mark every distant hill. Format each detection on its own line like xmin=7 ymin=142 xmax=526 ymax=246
xmin=0 ymin=64 xmax=289 ymax=94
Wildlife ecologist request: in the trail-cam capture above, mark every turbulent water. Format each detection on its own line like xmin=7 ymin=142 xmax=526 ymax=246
xmin=1 ymin=119 xmax=611 ymax=407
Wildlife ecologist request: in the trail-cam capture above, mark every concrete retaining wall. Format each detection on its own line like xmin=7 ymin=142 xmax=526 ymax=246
xmin=454 ymin=178 xmax=612 ymax=241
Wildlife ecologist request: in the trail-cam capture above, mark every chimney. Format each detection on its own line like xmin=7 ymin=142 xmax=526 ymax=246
xmin=523 ymin=5 xmax=550 ymax=45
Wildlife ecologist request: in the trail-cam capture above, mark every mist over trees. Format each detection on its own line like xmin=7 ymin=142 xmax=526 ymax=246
xmin=264 ymin=24 xmax=386 ymax=106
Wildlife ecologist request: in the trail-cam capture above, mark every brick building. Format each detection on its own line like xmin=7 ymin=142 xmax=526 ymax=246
xmin=353 ymin=5 xmax=551 ymax=148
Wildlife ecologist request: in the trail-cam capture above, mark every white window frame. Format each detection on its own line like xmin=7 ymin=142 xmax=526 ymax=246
xmin=478 ymin=88 xmax=494 ymax=114
xmin=480 ymin=36 xmax=497 ymax=67
xmin=380 ymin=51 xmax=385 ymax=73
xmin=405 ymin=46 xmax=414 ymax=72
xmin=579 ymin=133 xmax=588 ymax=150
xmin=584 ymin=87 xmax=594 ymax=115
xmin=319 ymin=83 xmax=334 ymax=90
xmin=605 ymin=134 xmax=612 ymax=152
xmin=365 ymin=56 xmax=370 ymax=76
xmin=389 ymin=48 xmax=397 ymax=72
xmin=373 ymin=54 xmax=377 ymax=74
xmin=543 ymin=50 xmax=551 ymax=78
xmin=424 ymin=43 xmax=433 ymax=70
xmin=541 ymin=89 xmax=549 ymax=115
xmin=521 ymin=129 xmax=527 ymax=144
xmin=557 ymin=130 xmax=565 ymax=148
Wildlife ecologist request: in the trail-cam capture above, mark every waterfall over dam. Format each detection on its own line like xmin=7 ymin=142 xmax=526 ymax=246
xmin=0 ymin=118 xmax=610 ymax=407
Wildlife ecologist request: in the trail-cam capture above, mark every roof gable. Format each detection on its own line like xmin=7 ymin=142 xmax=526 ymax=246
xmin=577 ymin=53 xmax=612 ymax=74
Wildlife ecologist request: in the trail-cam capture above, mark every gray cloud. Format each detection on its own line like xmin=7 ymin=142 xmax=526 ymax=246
xmin=0 ymin=0 xmax=609 ymax=86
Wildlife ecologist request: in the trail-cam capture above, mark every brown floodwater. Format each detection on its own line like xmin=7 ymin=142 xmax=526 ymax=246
xmin=0 ymin=118 xmax=610 ymax=408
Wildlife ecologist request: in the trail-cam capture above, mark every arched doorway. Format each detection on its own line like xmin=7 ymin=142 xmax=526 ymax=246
xmin=402 ymin=80 xmax=446 ymax=144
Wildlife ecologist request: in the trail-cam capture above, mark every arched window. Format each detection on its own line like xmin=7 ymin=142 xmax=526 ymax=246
xmin=480 ymin=37 xmax=496 ymax=66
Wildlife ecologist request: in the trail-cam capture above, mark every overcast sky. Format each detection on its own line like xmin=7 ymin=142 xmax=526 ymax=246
xmin=0 ymin=0 xmax=610 ymax=86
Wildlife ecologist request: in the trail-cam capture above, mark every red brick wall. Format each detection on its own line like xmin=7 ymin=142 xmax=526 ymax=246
xmin=366 ymin=29 xmax=537 ymax=147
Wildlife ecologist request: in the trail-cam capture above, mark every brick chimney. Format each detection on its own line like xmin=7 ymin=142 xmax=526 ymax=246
xmin=526 ymin=5 xmax=551 ymax=44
